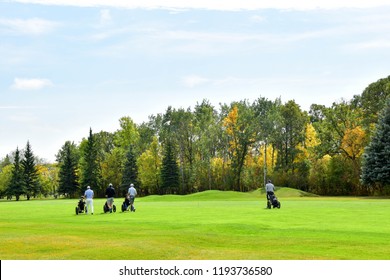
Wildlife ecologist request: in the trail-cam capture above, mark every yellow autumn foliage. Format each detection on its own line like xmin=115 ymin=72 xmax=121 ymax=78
xmin=341 ymin=126 xmax=366 ymax=159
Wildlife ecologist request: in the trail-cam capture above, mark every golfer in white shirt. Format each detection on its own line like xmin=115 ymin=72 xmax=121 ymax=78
xmin=127 ymin=183 xmax=137 ymax=212
xmin=84 ymin=186 xmax=94 ymax=215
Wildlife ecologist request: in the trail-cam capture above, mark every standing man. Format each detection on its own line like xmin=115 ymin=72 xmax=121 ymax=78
xmin=84 ymin=186 xmax=94 ymax=215
xmin=265 ymin=179 xmax=275 ymax=201
xmin=127 ymin=183 xmax=137 ymax=212
xmin=105 ymin=183 xmax=115 ymax=213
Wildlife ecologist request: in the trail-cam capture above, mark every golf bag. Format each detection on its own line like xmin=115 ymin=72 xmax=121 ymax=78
xmin=121 ymin=195 xmax=135 ymax=212
xmin=103 ymin=201 xmax=116 ymax=213
xmin=75 ymin=197 xmax=87 ymax=215
xmin=267 ymin=192 xmax=281 ymax=209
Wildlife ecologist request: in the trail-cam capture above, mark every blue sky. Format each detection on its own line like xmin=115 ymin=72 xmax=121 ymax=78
xmin=1 ymin=0 xmax=390 ymax=162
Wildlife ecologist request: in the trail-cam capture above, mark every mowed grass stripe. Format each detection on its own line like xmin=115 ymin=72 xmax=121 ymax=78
xmin=0 ymin=189 xmax=389 ymax=260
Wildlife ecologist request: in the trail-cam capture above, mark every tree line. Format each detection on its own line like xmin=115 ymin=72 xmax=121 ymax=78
xmin=1 ymin=76 xmax=390 ymax=199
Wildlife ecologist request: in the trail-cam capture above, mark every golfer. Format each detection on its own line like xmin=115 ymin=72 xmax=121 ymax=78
xmin=84 ymin=186 xmax=94 ymax=215
xmin=127 ymin=183 xmax=137 ymax=212
xmin=105 ymin=183 xmax=116 ymax=213
xmin=265 ymin=180 xmax=275 ymax=200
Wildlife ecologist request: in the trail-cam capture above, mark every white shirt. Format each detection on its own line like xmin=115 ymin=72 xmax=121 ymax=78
xmin=128 ymin=187 xmax=137 ymax=197
xmin=265 ymin=183 xmax=275 ymax=193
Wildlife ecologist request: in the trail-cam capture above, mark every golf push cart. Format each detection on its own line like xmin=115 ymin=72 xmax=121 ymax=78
xmin=267 ymin=192 xmax=281 ymax=209
xmin=75 ymin=196 xmax=87 ymax=215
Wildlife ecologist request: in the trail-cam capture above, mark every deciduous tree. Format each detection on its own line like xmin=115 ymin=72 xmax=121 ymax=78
xmin=137 ymin=136 xmax=162 ymax=195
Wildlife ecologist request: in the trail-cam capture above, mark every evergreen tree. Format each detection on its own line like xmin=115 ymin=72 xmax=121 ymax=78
xmin=121 ymin=145 xmax=139 ymax=195
xmin=361 ymin=98 xmax=390 ymax=192
xmin=80 ymin=128 xmax=101 ymax=193
xmin=160 ymin=140 xmax=179 ymax=194
xmin=21 ymin=141 xmax=40 ymax=200
xmin=7 ymin=148 xmax=24 ymax=200
xmin=58 ymin=141 xmax=79 ymax=198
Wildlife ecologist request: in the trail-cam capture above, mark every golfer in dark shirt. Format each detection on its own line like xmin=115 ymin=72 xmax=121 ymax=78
xmin=105 ymin=183 xmax=115 ymax=213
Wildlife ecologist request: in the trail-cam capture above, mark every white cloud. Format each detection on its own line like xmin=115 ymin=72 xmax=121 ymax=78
xmin=0 ymin=106 xmax=42 ymax=109
xmin=182 ymin=75 xmax=209 ymax=87
xmin=250 ymin=15 xmax=266 ymax=23
xmin=11 ymin=78 xmax=53 ymax=90
xmin=100 ymin=9 xmax=111 ymax=24
xmin=0 ymin=17 xmax=58 ymax=35
xmin=182 ymin=75 xmax=259 ymax=89
xmin=8 ymin=0 xmax=390 ymax=10
xmin=346 ymin=40 xmax=390 ymax=51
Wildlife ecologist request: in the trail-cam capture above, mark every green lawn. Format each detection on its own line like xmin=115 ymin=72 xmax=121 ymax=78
xmin=0 ymin=189 xmax=389 ymax=260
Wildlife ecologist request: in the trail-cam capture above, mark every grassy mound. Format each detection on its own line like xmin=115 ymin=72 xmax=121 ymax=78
xmin=142 ymin=187 xmax=318 ymax=202
xmin=272 ymin=187 xmax=319 ymax=197
xmin=141 ymin=190 xmax=254 ymax=202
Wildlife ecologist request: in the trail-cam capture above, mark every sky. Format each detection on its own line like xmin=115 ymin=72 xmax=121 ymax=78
xmin=1 ymin=0 xmax=390 ymax=163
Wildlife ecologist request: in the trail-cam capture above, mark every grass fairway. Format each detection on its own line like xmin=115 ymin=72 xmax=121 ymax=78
xmin=0 ymin=189 xmax=389 ymax=260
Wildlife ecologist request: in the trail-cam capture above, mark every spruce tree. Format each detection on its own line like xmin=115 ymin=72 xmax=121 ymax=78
xmin=7 ymin=148 xmax=24 ymax=201
xmin=121 ymin=145 xmax=139 ymax=195
xmin=58 ymin=141 xmax=79 ymax=198
xmin=80 ymin=128 xmax=101 ymax=193
xmin=361 ymin=98 xmax=390 ymax=191
xmin=160 ymin=141 xmax=179 ymax=194
xmin=21 ymin=141 xmax=40 ymax=200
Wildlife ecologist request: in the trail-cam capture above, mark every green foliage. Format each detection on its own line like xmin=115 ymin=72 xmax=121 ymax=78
xmin=0 ymin=155 xmax=11 ymax=170
xmin=114 ymin=116 xmax=140 ymax=151
xmin=37 ymin=164 xmax=59 ymax=197
xmin=222 ymin=100 xmax=261 ymax=191
xmin=327 ymin=155 xmax=356 ymax=195
xmin=2 ymin=77 xmax=390 ymax=197
xmin=308 ymin=155 xmax=331 ymax=195
xmin=192 ymin=100 xmax=221 ymax=191
xmin=57 ymin=141 xmax=79 ymax=198
xmin=100 ymin=147 xmax=124 ymax=195
xmin=80 ymin=128 xmax=101 ymax=195
xmin=7 ymin=148 xmax=24 ymax=200
xmin=274 ymin=100 xmax=306 ymax=172
xmin=160 ymin=140 xmax=180 ymax=194
xmin=162 ymin=107 xmax=196 ymax=194
xmin=0 ymin=165 xmax=13 ymax=197
xmin=21 ymin=141 xmax=40 ymax=200
xmin=121 ymin=145 xmax=139 ymax=195
xmin=137 ymin=136 xmax=161 ymax=195
xmin=361 ymin=98 xmax=390 ymax=193
xmin=353 ymin=75 xmax=390 ymax=132
xmin=137 ymin=122 xmax=155 ymax=154
xmin=309 ymin=100 xmax=369 ymax=194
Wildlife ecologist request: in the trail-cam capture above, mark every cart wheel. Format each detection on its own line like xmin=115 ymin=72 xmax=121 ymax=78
xmin=278 ymin=202 xmax=281 ymax=209
xmin=267 ymin=201 xmax=271 ymax=209
xmin=113 ymin=205 xmax=116 ymax=213
xmin=75 ymin=207 xmax=79 ymax=215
